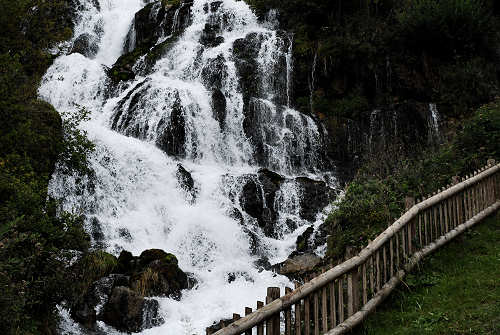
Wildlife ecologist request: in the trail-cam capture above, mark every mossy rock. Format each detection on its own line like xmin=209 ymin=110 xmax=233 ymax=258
xmin=139 ymin=249 xmax=178 ymax=267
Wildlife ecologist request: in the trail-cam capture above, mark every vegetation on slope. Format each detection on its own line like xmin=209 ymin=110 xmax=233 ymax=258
xmin=354 ymin=213 xmax=500 ymax=334
xmin=325 ymin=100 xmax=500 ymax=260
xmin=0 ymin=1 xmax=94 ymax=333
xmin=246 ymin=0 xmax=500 ymax=118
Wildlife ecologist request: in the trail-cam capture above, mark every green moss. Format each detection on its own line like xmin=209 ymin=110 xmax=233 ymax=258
xmin=161 ymin=0 xmax=181 ymax=6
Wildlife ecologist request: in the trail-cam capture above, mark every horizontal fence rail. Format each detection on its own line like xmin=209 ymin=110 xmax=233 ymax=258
xmin=210 ymin=160 xmax=500 ymax=335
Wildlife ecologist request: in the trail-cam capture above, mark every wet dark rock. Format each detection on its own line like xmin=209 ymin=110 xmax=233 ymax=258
xmin=156 ymin=94 xmax=187 ymax=158
xmin=211 ymin=89 xmax=227 ymax=129
xmin=99 ymin=286 xmax=163 ymax=332
xmin=228 ymin=207 xmax=244 ymax=224
xmin=203 ymin=1 xmax=223 ymax=13
xmin=239 ymin=179 xmax=264 ymax=223
xmin=117 ymin=250 xmax=135 ymax=274
xmin=108 ymin=0 xmax=193 ymax=83
xmin=176 ymin=164 xmax=198 ymax=203
xmin=89 ymin=217 xmax=105 ymax=244
xmin=295 ymin=226 xmax=315 ymax=254
xmin=186 ymin=273 xmax=198 ymax=289
xmin=124 ymin=0 xmax=193 ymax=52
xmin=200 ymin=23 xmax=224 ymax=47
xmin=201 ymin=55 xmax=228 ymax=90
xmin=71 ymin=33 xmax=99 ymax=58
xmin=253 ymin=257 xmax=272 ymax=272
xmin=70 ymin=274 xmax=130 ymax=331
xmin=233 ymin=33 xmax=262 ymax=98
xmin=295 ymin=177 xmax=333 ymax=221
xmin=237 ymin=169 xmax=287 ymax=237
xmin=129 ymin=249 xmax=189 ymax=299
xmin=237 ymin=169 xmax=333 ymax=239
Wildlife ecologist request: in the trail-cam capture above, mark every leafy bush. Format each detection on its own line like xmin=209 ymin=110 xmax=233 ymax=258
xmin=0 ymin=0 xmax=95 ymax=333
xmin=326 ymin=178 xmax=401 ymax=259
xmin=438 ymin=58 xmax=498 ymax=116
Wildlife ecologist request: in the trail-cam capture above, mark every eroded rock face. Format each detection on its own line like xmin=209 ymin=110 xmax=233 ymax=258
xmin=156 ymin=94 xmax=187 ymax=158
xmin=211 ymin=89 xmax=227 ymax=129
xmin=324 ymin=102 xmax=437 ymax=183
xmin=108 ymin=0 xmax=193 ymax=83
xmin=295 ymin=177 xmax=332 ymax=221
xmin=99 ymin=286 xmax=163 ymax=333
xmin=237 ymin=169 xmax=286 ymax=237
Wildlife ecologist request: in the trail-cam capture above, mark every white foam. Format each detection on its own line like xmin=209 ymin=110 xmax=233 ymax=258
xmin=40 ymin=0 xmax=336 ymax=333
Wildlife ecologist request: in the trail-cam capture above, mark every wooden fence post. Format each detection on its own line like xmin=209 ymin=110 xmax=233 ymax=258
xmin=257 ymin=301 xmax=264 ymax=335
xmin=267 ymin=287 xmax=280 ymax=335
xmin=245 ymin=308 xmax=252 ymax=335
xmin=294 ymin=282 xmax=301 ymax=335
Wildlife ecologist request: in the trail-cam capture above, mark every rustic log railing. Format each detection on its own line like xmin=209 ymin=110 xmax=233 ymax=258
xmin=209 ymin=159 xmax=500 ymax=335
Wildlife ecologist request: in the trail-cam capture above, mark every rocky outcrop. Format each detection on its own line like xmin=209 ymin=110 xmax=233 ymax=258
xmin=70 ymin=248 xmax=191 ymax=332
xmin=156 ymin=93 xmax=187 ymax=158
xmin=211 ymin=89 xmax=227 ymax=129
xmin=176 ymin=164 xmax=199 ymax=203
xmin=107 ymin=0 xmax=193 ymax=83
xmin=238 ymin=169 xmax=284 ymax=237
xmin=235 ymin=169 xmax=335 ymax=238
xmin=128 ymin=249 xmax=190 ymax=299
xmin=295 ymin=177 xmax=332 ymax=221
xmin=324 ymin=102 xmax=438 ymax=183
xmin=201 ymin=54 xmax=228 ymax=90
xmin=274 ymin=253 xmax=322 ymax=277
xmin=71 ymin=33 xmax=99 ymax=58
xmin=99 ymin=286 xmax=163 ymax=332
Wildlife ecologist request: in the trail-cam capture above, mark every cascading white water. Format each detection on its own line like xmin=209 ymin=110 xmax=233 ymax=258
xmin=39 ymin=0 xmax=335 ymax=334
xmin=428 ymin=103 xmax=441 ymax=143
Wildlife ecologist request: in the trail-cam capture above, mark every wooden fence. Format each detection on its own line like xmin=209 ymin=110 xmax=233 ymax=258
xmin=209 ymin=159 xmax=500 ymax=335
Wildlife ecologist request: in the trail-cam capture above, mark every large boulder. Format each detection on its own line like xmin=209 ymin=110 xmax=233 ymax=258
xmin=123 ymin=249 xmax=190 ymax=299
xmin=71 ymin=274 xmax=129 ymax=330
xmin=99 ymin=286 xmax=163 ymax=333
xmin=275 ymin=253 xmax=322 ymax=277
xmin=237 ymin=170 xmax=334 ymax=238
xmin=70 ymin=248 xmax=190 ymax=331
xmin=71 ymin=33 xmax=99 ymax=58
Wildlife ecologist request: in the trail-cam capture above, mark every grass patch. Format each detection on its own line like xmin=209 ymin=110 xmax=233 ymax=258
xmin=354 ymin=213 xmax=500 ymax=335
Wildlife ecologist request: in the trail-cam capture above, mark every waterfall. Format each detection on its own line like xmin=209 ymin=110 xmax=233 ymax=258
xmin=39 ymin=0 xmax=336 ymax=333
xmin=428 ymin=103 xmax=441 ymax=143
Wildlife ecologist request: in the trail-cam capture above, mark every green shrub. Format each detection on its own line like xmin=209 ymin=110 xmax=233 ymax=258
xmin=438 ymin=58 xmax=498 ymax=116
